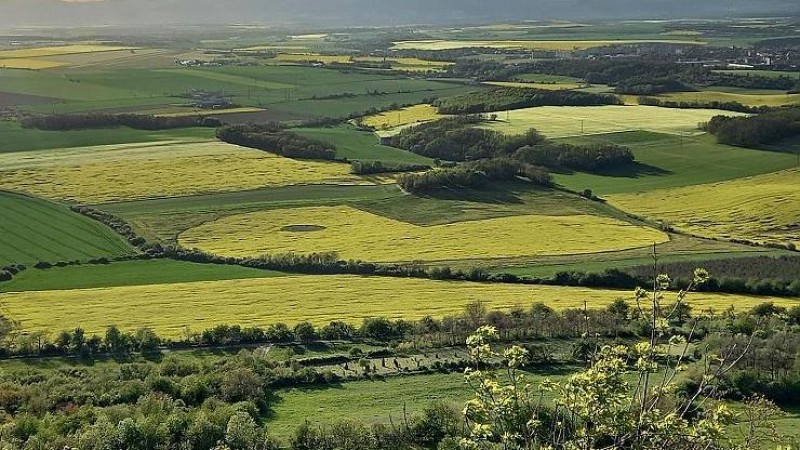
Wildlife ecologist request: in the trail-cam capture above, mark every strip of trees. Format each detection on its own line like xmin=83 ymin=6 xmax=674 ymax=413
xmin=434 ymin=87 xmax=621 ymax=114
xmin=20 ymin=113 xmax=220 ymax=131
xmin=704 ymin=107 xmax=800 ymax=147
xmin=216 ymin=123 xmax=338 ymax=160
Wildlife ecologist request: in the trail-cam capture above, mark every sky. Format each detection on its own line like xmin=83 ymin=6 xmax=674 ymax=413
xmin=0 ymin=0 xmax=797 ymax=27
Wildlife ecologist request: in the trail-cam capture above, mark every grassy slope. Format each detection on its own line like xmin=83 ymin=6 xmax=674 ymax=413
xmin=552 ymin=131 xmax=799 ymax=195
xmin=0 ymin=259 xmax=286 ymax=293
xmin=0 ymin=191 xmax=134 ymax=266
xmin=293 ymin=125 xmax=435 ymax=166
xmin=6 ymin=65 xmax=478 ymax=118
xmin=0 ymin=122 xmax=214 ymax=153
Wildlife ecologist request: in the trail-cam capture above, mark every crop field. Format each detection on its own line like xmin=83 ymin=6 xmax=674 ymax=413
xmin=0 ymin=275 xmax=793 ymax=337
xmin=0 ymin=191 xmax=134 ymax=266
xmin=1 ymin=64 xmax=478 ymax=117
xmin=0 ymin=59 xmax=66 ymax=70
xmin=657 ymin=90 xmax=800 ymax=107
xmin=0 ymin=122 xmax=214 ymax=153
xmin=552 ymin=131 xmax=799 ymax=195
xmin=0 ymin=260 xmax=285 ymax=293
xmin=484 ymin=81 xmax=585 ymax=90
xmin=480 ymin=105 xmax=748 ymax=138
xmin=359 ymin=104 xmax=444 ymax=130
xmin=0 ymin=44 xmax=135 ymax=59
xmin=178 ymin=205 xmax=669 ymax=263
xmin=294 ymin=125 xmax=434 ymax=166
xmin=0 ymin=141 xmax=374 ymax=203
xmin=607 ymin=168 xmax=800 ymax=246
xmin=391 ymin=39 xmax=705 ymax=51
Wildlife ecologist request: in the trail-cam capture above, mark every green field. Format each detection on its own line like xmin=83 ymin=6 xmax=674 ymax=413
xmin=294 ymin=125 xmax=434 ymax=166
xmin=0 ymin=122 xmax=214 ymax=153
xmin=0 ymin=191 xmax=135 ymax=266
xmin=3 ymin=65 xmax=479 ymax=119
xmin=0 ymin=259 xmax=285 ymax=293
xmin=552 ymin=131 xmax=799 ymax=195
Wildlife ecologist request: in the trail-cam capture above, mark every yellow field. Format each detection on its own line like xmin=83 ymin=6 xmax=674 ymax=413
xmin=360 ymin=104 xmax=444 ymax=130
xmin=484 ymin=81 xmax=584 ymax=90
xmin=608 ymin=169 xmax=800 ymax=246
xmin=480 ymin=105 xmax=748 ymax=138
xmin=0 ymin=58 xmax=65 ymax=70
xmin=391 ymin=39 xmax=705 ymax=51
xmin=0 ymin=44 xmax=135 ymax=59
xmin=658 ymin=91 xmax=800 ymax=107
xmin=0 ymin=141 xmax=373 ymax=203
xmin=0 ymin=275 xmax=791 ymax=337
xmin=179 ymin=205 xmax=669 ymax=262
xmin=271 ymin=53 xmax=353 ymax=64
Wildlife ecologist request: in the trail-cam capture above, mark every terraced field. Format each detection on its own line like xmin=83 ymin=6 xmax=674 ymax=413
xmin=0 ymin=141 xmax=376 ymax=203
xmin=608 ymin=168 xmax=800 ymax=246
xmin=0 ymin=191 xmax=134 ymax=266
xmin=480 ymin=105 xmax=748 ymax=137
xmin=179 ymin=205 xmax=669 ymax=262
xmin=0 ymin=275 xmax=791 ymax=337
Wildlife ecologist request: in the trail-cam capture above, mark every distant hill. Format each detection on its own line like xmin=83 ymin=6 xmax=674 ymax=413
xmin=0 ymin=0 xmax=798 ymax=28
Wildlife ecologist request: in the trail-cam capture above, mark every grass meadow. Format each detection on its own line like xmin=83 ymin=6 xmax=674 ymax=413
xmin=178 ymin=205 xmax=669 ymax=262
xmin=293 ymin=125 xmax=435 ymax=166
xmin=1 ymin=275 xmax=794 ymax=337
xmin=0 ymin=191 xmax=134 ymax=266
xmin=551 ymin=131 xmax=799 ymax=195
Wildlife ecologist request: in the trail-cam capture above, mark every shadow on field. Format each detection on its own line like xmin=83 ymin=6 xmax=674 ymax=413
xmin=555 ymin=161 xmax=673 ymax=179
xmin=423 ymin=187 xmax=524 ymax=205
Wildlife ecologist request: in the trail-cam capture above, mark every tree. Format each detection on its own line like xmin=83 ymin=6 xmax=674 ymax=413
xmin=293 ymin=322 xmax=318 ymax=343
xmin=225 ymin=412 xmax=260 ymax=450
xmin=459 ymin=267 xmax=784 ymax=450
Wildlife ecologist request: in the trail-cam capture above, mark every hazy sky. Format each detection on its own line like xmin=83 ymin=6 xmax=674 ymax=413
xmin=0 ymin=0 xmax=797 ymax=27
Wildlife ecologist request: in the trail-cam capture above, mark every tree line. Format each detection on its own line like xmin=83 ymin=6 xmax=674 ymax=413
xmin=637 ymin=95 xmax=779 ymax=114
xmin=433 ymin=87 xmax=621 ymax=114
xmin=704 ymin=107 xmax=800 ymax=147
xmin=20 ymin=113 xmax=220 ymax=131
xmin=396 ymin=158 xmax=552 ymax=193
xmin=446 ymin=58 xmax=799 ymax=93
xmin=216 ymin=124 xmax=338 ymax=160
